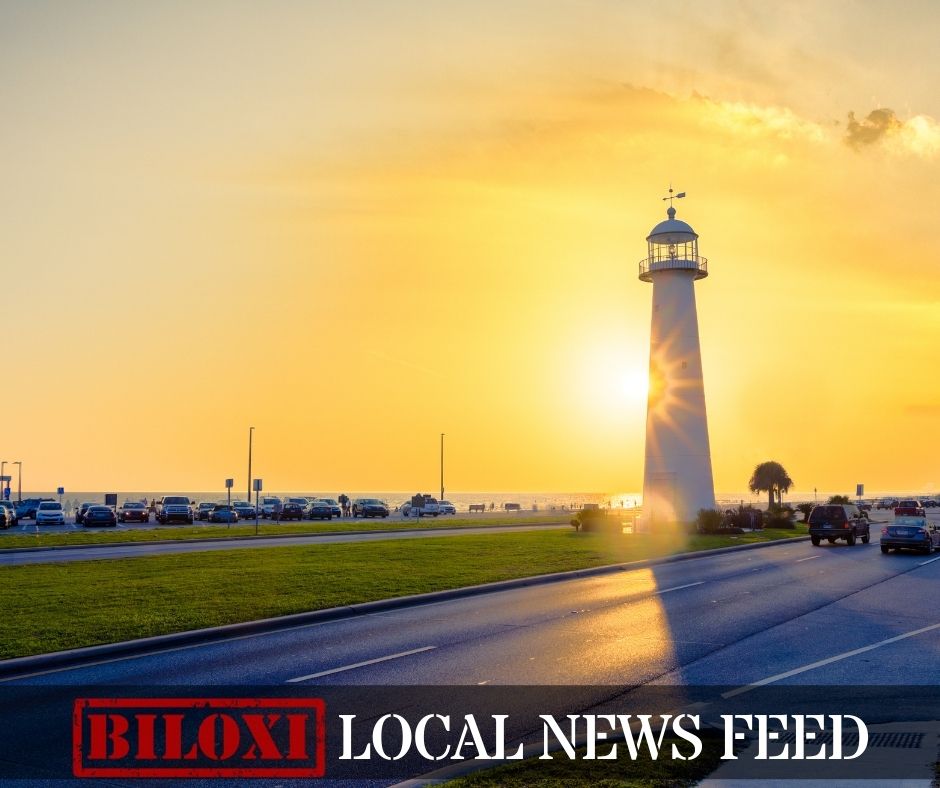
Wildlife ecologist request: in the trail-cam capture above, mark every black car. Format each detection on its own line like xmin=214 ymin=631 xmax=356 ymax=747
xmin=118 ymin=502 xmax=150 ymax=523
xmin=808 ymin=504 xmax=870 ymax=546
xmin=352 ymin=498 xmax=390 ymax=518
xmin=82 ymin=505 xmax=117 ymax=528
xmin=195 ymin=502 xmax=216 ymax=521
xmin=232 ymin=502 xmax=257 ymax=519
xmin=276 ymin=503 xmax=305 ymax=521
xmin=307 ymin=501 xmax=333 ymax=520
xmin=75 ymin=502 xmax=96 ymax=526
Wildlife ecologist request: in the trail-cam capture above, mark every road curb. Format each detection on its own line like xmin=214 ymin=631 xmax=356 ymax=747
xmin=0 ymin=534 xmax=809 ymax=679
xmin=0 ymin=521 xmax=569 ymax=555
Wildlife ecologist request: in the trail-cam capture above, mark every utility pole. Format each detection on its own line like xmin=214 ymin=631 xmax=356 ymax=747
xmin=14 ymin=462 xmax=22 ymax=502
xmin=247 ymin=427 xmax=254 ymax=504
xmin=440 ymin=433 xmax=444 ymax=502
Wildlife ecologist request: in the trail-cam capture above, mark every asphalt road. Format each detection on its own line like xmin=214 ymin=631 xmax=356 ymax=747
xmin=0 ymin=523 xmax=568 ymax=565
xmin=8 ymin=533 xmax=939 ymax=687
xmin=4 ymin=533 xmax=940 ymax=784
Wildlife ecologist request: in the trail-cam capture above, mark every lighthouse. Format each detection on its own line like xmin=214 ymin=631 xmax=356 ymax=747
xmin=639 ymin=189 xmax=716 ymax=525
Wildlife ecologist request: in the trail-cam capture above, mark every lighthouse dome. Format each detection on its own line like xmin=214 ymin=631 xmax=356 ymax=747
xmin=647 ymin=206 xmax=698 ymax=244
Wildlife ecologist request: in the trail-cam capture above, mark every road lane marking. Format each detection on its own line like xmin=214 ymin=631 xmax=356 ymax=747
xmin=722 ymin=621 xmax=940 ymax=698
xmin=919 ymin=555 xmax=940 ymax=566
xmin=286 ymin=646 xmax=436 ymax=683
xmin=655 ymin=581 xmax=705 ymax=594
xmin=795 ymin=556 xmax=820 ymax=563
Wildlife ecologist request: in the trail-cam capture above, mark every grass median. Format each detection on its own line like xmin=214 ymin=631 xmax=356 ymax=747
xmin=0 ymin=515 xmax=566 ymax=549
xmin=0 ymin=526 xmax=806 ymax=659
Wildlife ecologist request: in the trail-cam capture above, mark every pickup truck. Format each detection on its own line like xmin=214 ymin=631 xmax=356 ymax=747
xmin=157 ymin=496 xmax=194 ymax=525
xmin=400 ymin=495 xmax=441 ymax=517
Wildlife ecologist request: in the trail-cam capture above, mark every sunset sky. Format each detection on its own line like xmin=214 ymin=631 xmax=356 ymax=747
xmin=2 ymin=1 xmax=939 ymax=495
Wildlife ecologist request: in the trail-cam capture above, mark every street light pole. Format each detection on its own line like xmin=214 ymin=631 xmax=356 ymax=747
xmin=247 ymin=427 xmax=254 ymax=504
xmin=13 ymin=462 xmax=21 ymax=503
xmin=440 ymin=433 xmax=444 ymax=503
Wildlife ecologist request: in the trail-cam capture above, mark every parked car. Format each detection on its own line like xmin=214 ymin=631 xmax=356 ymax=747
xmin=208 ymin=504 xmax=239 ymax=524
xmin=75 ymin=501 xmax=96 ymax=526
xmin=194 ymin=502 xmax=216 ymax=521
xmin=35 ymin=500 xmax=66 ymax=526
xmin=352 ymin=498 xmax=390 ymax=518
xmin=400 ymin=495 xmax=441 ymax=517
xmin=0 ymin=506 xmax=14 ymax=529
xmin=895 ymin=499 xmax=926 ymax=517
xmin=276 ymin=502 xmax=305 ymax=521
xmin=880 ymin=515 xmax=939 ymax=554
xmin=82 ymin=505 xmax=117 ymax=527
xmin=260 ymin=497 xmax=283 ymax=518
xmin=118 ymin=501 xmax=150 ymax=523
xmin=308 ymin=500 xmax=333 ymax=520
xmin=438 ymin=500 xmax=457 ymax=515
xmin=15 ymin=498 xmax=55 ymax=520
xmin=157 ymin=496 xmax=194 ymax=525
xmin=317 ymin=498 xmax=342 ymax=518
xmin=857 ymin=502 xmax=872 ymax=512
xmin=232 ymin=501 xmax=257 ymax=519
xmin=0 ymin=501 xmax=18 ymax=527
xmin=808 ymin=504 xmax=870 ymax=546
xmin=921 ymin=499 xmax=939 ymax=509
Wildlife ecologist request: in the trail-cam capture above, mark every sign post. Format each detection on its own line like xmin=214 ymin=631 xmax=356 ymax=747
xmin=253 ymin=479 xmax=263 ymax=536
xmin=57 ymin=487 xmax=65 ymax=506
xmin=0 ymin=476 xmax=11 ymax=501
xmin=856 ymin=483 xmax=864 ymax=504
xmin=225 ymin=478 xmax=234 ymax=529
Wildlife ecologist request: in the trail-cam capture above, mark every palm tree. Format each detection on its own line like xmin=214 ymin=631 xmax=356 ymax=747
xmin=748 ymin=461 xmax=794 ymax=508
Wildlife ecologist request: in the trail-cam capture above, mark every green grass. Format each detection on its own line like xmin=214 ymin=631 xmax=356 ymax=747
xmin=442 ymin=732 xmax=725 ymax=787
xmin=0 ymin=527 xmax=806 ymax=659
xmin=0 ymin=514 xmax=566 ymax=549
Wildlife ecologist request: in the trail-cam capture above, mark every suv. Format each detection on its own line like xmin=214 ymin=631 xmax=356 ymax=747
xmin=157 ymin=496 xmax=194 ymax=525
xmin=808 ymin=504 xmax=870 ymax=546
xmin=15 ymin=498 xmax=55 ymax=520
xmin=400 ymin=495 xmax=441 ymax=517
xmin=895 ymin=499 xmax=926 ymax=517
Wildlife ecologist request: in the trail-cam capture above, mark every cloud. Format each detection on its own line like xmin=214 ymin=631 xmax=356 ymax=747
xmin=845 ymin=108 xmax=940 ymax=156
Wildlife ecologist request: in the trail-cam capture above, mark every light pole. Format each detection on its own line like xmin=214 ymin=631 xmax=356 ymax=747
xmin=14 ymin=462 xmax=22 ymax=502
xmin=440 ymin=433 xmax=444 ymax=503
xmin=247 ymin=427 xmax=254 ymax=504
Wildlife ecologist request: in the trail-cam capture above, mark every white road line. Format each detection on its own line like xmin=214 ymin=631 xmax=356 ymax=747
xmin=286 ymin=646 xmax=436 ymax=683
xmin=919 ymin=555 xmax=940 ymax=566
xmin=655 ymin=581 xmax=705 ymax=594
xmin=722 ymin=621 xmax=940 ymax=699
xmin=795 ymin=556 xmax=820 ymax=563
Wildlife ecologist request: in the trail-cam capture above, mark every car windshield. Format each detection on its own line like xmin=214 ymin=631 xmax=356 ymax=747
xmin=38 ymin=502 xmax=61 ymax=510
xmin=894 ymin=516 xmax=925 ymax=526
xmin=213 ymin=505 xmax=231 ymax=511
xmin=124 ymin=503 xmax=145 ymax=509
xmin=163 ymin=497 xmax=189 ymax=505
xmin=809 ymin=506 xmax=846 ymax=523
xmin=441 ymin=501 xmax=452 ymax=505
xmin=320 ymin=499 xmax=338 ymax=505
xmin=89 ymin=507 xmax=110 ymax=513
xmin=360 ymin=499 xmax=381 ymax=504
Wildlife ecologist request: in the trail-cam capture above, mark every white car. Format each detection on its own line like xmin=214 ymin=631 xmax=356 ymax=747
xmin=260 ymin=497 xmax=283 ymax=518
xmin=36 ymin=500 xmax=66 ymax=525
xmin=439 ymin=500 xmax=457 ymax=515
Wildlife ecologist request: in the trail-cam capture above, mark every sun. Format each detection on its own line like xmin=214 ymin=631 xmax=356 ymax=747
xmin=619 ymin=368 xmax=650 ymax=407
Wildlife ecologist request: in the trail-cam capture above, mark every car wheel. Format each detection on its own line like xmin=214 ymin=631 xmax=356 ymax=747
xmin=846 ymin=533 xmax=856 ymax=546
xmin=880 ymin=545 xmax=889 ymax=554
xmin=861 ymin=534 xmax=870 ymax=544
xmin=811 ymin=536 xmax=820 ymax=546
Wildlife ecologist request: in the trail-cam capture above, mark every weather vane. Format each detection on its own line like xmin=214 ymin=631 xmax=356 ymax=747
xmin=662 ymin=186 xmax=686 ymax=207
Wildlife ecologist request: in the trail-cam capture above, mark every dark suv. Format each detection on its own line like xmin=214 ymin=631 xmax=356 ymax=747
xmin=808 ymin=504 xmax=870 ymax=546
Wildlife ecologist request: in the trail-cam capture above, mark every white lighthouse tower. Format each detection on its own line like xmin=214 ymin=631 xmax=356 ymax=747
xmin=639 ymin=189 xmax=715 ymax=525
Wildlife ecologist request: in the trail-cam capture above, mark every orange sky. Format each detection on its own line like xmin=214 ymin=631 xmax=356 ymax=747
xmin=2 ymin=2 xmax=939 ymax=494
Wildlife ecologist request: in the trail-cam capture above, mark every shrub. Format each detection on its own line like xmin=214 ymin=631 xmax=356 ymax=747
xmin=796 ymin=503 xmax=814 ymax=522
xmin=828 ymin=495 xmax=850 ymax=505
xmin=696 ymin=508 xmax=724 ymax=534
xmin=571 ymin=508 xmax=620 ymax=533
